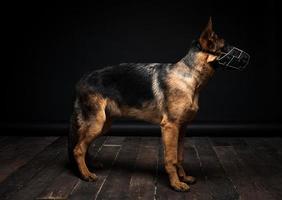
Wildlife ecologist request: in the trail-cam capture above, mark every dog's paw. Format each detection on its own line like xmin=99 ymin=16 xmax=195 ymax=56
xmin=171 ymin=181 xmax=190 ymax=192
xmin=181 ymin=175 xmax=196 ymax=184
xmin=81 ymin=172 xmax=98 ymax=182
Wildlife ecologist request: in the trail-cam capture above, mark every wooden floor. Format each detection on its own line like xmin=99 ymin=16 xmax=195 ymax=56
xmin=0 ymin=136 xmax=282 ymax=200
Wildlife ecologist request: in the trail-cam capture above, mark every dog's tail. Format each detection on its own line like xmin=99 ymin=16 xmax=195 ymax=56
xmin=68 ymin=109 xmax=79 ymax=167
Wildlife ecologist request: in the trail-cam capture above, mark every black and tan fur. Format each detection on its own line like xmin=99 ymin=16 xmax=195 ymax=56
xmin=69 ymin=18 xmax=225 ymax=191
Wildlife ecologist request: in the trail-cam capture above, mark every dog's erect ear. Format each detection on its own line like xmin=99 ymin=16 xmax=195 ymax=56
xmin=199 ymin=17 xmax=214 ymax=50
xmin=200 ymin=17 xmax=213 ymax=39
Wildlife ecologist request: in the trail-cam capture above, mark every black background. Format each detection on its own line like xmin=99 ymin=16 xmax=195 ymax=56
xmin=1 ymin=0 xmax=281 ymax=133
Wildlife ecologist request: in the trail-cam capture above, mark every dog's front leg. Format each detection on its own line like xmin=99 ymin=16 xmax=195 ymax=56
xmin=177 ymin=125 xmax=196 ymax=184
xmin=161 ymin=121 xmax=190 ymax=192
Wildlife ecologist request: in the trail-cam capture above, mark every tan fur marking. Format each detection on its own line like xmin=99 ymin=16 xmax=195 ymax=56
xmin=207 ymin=54 xmax=217 ymax=63
xmin=120 ymin=101 xmax=161 ymax=124
xmin=106 ymin=98 xmax=162 ymax=124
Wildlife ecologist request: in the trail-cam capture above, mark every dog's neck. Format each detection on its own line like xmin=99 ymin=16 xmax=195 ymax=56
xmin=181 ymin=45 xmax=199 ymax=67
xmin=179 ymin=50 xmax=215 ymax=91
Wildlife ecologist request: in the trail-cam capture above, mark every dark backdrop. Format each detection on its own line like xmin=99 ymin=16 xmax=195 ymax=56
xmin=1 ymin=0 xmax=281 ymax=132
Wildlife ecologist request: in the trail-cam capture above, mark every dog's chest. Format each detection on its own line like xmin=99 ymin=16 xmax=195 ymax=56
xmin=165 ymin=68 xmax=200 ymax=120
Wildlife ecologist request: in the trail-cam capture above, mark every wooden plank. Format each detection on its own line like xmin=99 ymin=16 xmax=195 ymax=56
xmin=0 ymin=137 xmax=22 ymax=152
xmin=227 ymin=137 xmax=276 ymax=198
xmin=210 ymin=137 xmax=231 ymax=146
xmin=0 ymin=137 xmax=58 ymax=183
xmin=69 ymin=145 xmax=121 ymax=200
xmin=128 ymin=137 xmax=159 ymax=200
xmin=95 ymin=137 xmax=141 ymax=200
xmin=193 ymin=137 xmax=239 ymax=200
xmin=0 ymin=137 xmax=26 ymax=182
xmin=245 ymin=136 xmax=282 ymax=165
xmin=250 ymin=137 xmax=282 ymax=163
xmin=36 ymin=170 xmax=78 ymax=200
xmin=0 ymin=137 xmax=66 ymax=200
xmin=36 ymin=136 xmax=109 ymax=199
xmin=9 ymin=155 xmax=67 ymax=200
xmin=239 ymin=138 xmax=282 ymax=199
xmin=213 ymin=145 xmax=274 ymax=200
xmin=183 ymin=138 xmax=212 ymax=200
xmin=263 ymin=137 xmax=282 ymax=163
xmin=225 ymin=137 xmax=248 ymax=147
xmin=82 ymin=136 xmax=108 ymax=173
xmin=87 ymin=136 xmax=108 ymax=157
xmin=0 ymin=137 xmax=24 ymax=161
xmin=263 ymin=137 xmax=282 ymax=153
xmin=104 ymin=136 xmax=125 ymax=146
xmin=155 ymin=140 xmax=185 ymax=200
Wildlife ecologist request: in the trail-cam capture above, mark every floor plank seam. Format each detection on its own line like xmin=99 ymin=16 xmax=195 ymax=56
xmin=94 ymin=145 xmax=122 ymax=200
xmin=103 ymin=144 xmax=121 ymax=147
xmin=212 ymin=146 xmax=241 ymax=200
xmin=93 ymin=136 xmax=109 ymax=158
xmin=153 ymin=145 xmax=159 ymax=200
xmin=69 ymin=179 xmax=81 ymax=198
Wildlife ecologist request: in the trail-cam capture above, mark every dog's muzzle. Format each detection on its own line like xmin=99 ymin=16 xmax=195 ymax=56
xmin=216 ymin=44 xmax=250 ymax=70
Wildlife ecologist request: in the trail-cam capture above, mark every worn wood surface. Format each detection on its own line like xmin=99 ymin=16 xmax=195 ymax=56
xmin=0 ymin=136 xmax=282 ymax=200
xmin=0 ymin=136 xmax=58 ymax=182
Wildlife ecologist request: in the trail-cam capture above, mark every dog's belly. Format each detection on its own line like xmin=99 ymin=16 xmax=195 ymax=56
xmin=106 ymin=99 xmax=162 ymax=124
xmin=106 ymin=97 xmax=198 ymax=124
xmin=121 ymin=107 xmax=162 ymax=124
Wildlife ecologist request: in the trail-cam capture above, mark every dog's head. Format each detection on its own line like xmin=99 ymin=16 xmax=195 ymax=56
xmin=198 ymin=17 xmax=250 ymax=70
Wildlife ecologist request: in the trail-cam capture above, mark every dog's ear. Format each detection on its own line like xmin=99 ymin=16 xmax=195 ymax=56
xmin=199 ymin=17 xmax=214 ymax=50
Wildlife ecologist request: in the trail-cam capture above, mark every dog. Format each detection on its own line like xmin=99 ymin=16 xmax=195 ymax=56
xmin=68 ymin=18 xmax=250 ymax=192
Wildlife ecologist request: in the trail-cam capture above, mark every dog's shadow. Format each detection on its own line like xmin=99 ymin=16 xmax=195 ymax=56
xmin=84 ymin=154 xmax=203 ymax=189
xmin=86 ymin=155 xmax=157 ymax=176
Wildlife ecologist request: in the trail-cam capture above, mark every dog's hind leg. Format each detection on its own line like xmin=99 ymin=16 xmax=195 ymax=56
xmin=73 ymin=96 xmax=107 ymax=181
xmin=87 ymin=117 xmax=112 ymax=169
xmin=161 ymin=119 xmax=190 ymax=192
xmin=177 ymin=125 xmax=196 ymax=184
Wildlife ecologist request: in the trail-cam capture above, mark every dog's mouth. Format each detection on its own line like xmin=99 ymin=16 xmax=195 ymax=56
xmin=216 ymin=44 xmax=250 ymax=70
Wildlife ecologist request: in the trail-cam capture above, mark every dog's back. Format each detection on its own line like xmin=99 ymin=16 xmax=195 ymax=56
xmin=77 ymin=63 xmax=171 ymax=109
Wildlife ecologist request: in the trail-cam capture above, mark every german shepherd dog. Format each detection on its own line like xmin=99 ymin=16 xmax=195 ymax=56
xmin=69 ymin=18 xmax=250 ymax=191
